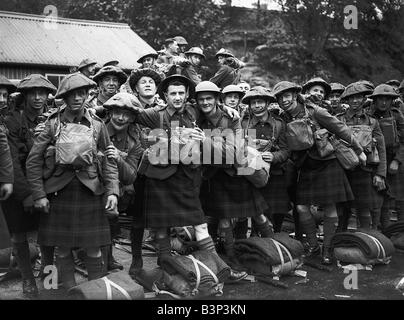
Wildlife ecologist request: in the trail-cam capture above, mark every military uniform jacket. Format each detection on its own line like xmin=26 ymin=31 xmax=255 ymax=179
xmin=26 ymin=108 xmax=120 ymax=201
xmin=370 ymin=107 xmax=404 ymax=166
xmin=0 ymin=123 xmax=13 ymax=184
xmin=209 ymin=65 xmax=241 ymax=89
xmin=242 ymin=110 xmax=290 ymax=175
xmin=107 ymin=122 xmax=143 ymax=185
xmin=282 ymin=102 xmax=364 ymax=166
xmin=5 ymin=109 xmax=45 ymax=201
xmin=337 ymin=109 xmax=387 ymax=178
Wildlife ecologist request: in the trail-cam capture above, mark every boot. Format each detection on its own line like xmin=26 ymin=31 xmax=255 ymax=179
xmin=13 ymin=242 xmax=38 ymax=296
xmin=321 ymin=246 xmax=333 ymax=265
xmin=234 ymin=218 xmax=248 ymax=239
xmin=358 ymin=210 xmax=372 ymax=230
xmin=322 ymin=216 xmax=338 ymax=265
xmin=255 ymin=218 xmax=274 ymax=238
xmin=107 ymin=245 xmax=123 ymax=271
xmin=336 ymin=204 xmax=350 ymax=232
xmin=129 ymin=227 xmax=144 ymax=277
xmin=56 ymin=253 xmax=77 ymax=290
xmin=300 ymin=219 xmax=320 ymax=257
xmin=220 ymin=227 xmax=245 ymax=271
xmin=84 ymin=255 xmax=106 ymax=281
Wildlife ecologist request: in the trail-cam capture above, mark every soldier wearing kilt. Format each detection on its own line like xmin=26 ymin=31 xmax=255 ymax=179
xmin=273 ymin=81 xmax=366 ymax=265
xmin=368 ymin=84 xmax=404 ymax=227
xmin=3 ymin=74 xmax=56 ymax=296
xmin=196 ymin=81 xmax=272 ymax=269
xmin=132 ymin=75 xmax=246 ymax=281
xmin=337 ymin=82 xmax=387 ymax=231
xmin=241 ymin=86 xmax=291 ymax=233
xmin=26 ymin=73 xmax=119 ymax=289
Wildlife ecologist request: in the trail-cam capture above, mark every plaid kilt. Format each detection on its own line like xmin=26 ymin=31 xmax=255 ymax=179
xmin=345 ymin=168 xmax=383 ymax=209
xmin=296 ymin=158 xmax=354 ymax=206
xmin=260 ymin=173 xmax=291 ymax=215
xmin=127 ymin=175 xmax=146 ymax=228
xmin=200 ymin=170 xmax=268 ymax=219
xmin=38 ymin=178 xmax=111 ymax=247
xmin=2 ymin=196 xmax=39 ymax=234
xmin=386 ymin=166 xmax=404 ymax=201
xmin=144 ymin=166 xmax=205 ymax=228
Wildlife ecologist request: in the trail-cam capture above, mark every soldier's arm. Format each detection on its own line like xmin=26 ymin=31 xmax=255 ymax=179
xmin=0 ymin=129 xmax=13 ymax=184
xmin=373 ymin=120 xmax=387 ymax=178
xmin=272 ymin=121 xmax=291 ymax=164
xmin=117 ymin=140 xmax=142 ymax=186
xmin=393 ymin=110 xmax=404 ymax=165
xmin=134 ymin=107 xmax=161 ymax=129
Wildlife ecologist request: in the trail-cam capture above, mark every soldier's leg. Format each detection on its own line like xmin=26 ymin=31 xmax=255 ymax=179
xmin=296 ymin=205 xmax=320 ymax=257
xmin=322 ymin=204 xmax=339 ymax=265
xmin=252 ymin=214 xmax=274 ymax=238
xmin=56 ymin=246 xmax=77 ymax=290
xmin=85 ymin=247 xmax=106 ymax=281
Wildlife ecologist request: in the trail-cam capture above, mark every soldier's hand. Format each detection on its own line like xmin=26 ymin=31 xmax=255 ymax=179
xmin=22 ymin=195 xmax=34 ymax=213
xmin=34 ymin=197 xmax=50 ymax=214
xmin=0 ymin=183 xmax=13 ymax=201
xmin=34 ymin=123 xmax=46 ymax=137
xmin=222 ymin=105 xmax=240 ymax=120
xmin=105 ymin=145 xmax=120 ymax=161
xmin=261 ymin=151 xmax=274 ymax=163
xmin=373 ymin=175 xmax=386 ymax=191
xmin=105 ymin=195 xmax=118 ymax=217
xmin=358 ymin=152 xmax=367 ymax=166
xmin=389 ymin=160 xmax=399 ymax=175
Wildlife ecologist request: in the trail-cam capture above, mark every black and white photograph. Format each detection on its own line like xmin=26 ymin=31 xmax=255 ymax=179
xmin=0 ymin=0 xmax=404 ymax=309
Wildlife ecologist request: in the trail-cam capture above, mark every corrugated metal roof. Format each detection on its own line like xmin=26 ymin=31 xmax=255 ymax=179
xmin=0 ymin=11 xmax=156 ymax=70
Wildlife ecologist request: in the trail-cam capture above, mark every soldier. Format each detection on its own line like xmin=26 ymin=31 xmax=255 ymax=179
xmin=157 ymin=38 xmax=180 ymax=65
xmin=272 ymin=81 xmax=366 ymax=265
xmin=210 ymin=49 xmax=244 ymax=89
xmin=196 ymin=81 xmax=272 ymax=270
xmin=0 ymin=75 xmax=16 ymax=119
xmin=238 ymin=81 xmax=251 ymax=94
xmin=241 ymin=87 xmax=291 ymax=233
xmin=327 ymin=83 xmax=347 ymax=115
xmin=385 ymin=80 xmax=401 ymax=92
xmin=173 ymin=36 xmax=189 ymax=57
xmin=368 ymin=84 xmax=404 ymax=226
xmin=103 ymin=93 xmax=144 ymax=274
xmin=302 ymin=77 xmax=332 ymax=111
xmin=26 ymin=72 xmax=119 ymax=289
xmin=182 ymin=47 xmax=205 ymax=86
xmin=78 ymin=58 xmax=97 ymax=79
xmin=87 ymin=65 xmax=128 ymax=121
xmin=222 ymin=84 xmax=247 ymax=118
xmin=3 ymin=74 xmax=57 ymax=296
xmin=337 ymin=82 xmax=387 ymax=231
xmin=130 ymin=75 xmax=245 ymax=281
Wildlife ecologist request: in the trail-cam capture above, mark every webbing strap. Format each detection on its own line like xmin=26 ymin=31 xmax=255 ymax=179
xmin=102 ymin=276 xmax=131 ymax=300
xmin=271 ymin=239 xmax=295 ymax=273
xmin=356 ymin=232 xmax=386 ymax=260
xmin=186 ymin=254 xmax=219 ymax=292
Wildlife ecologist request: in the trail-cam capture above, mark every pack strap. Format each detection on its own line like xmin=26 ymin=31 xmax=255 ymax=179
xmin=271 ymin=239 xmax=295 ymax=273
xmin=356 ymin=232 xmax=386 ymax=260
xmin=186 ymin=254 xmax=219 ymax=292
xmin=151 ymin=282 xmax=183 ymax=300
xmin=102 ymin=276 xmax=131 ymax=300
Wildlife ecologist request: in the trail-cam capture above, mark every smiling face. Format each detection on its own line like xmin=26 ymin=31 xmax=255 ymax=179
xmin=65 ymin=88 xmax=88 ymax=113
xmin=277 ymin=90 xmax=297 ymax=113
xmin=142 ymin=56 xmax=155 ymax=68
xmin=250 ymin=98 xmax=267 ymax=117
xmin=224 ymin=93 xmax=240 ymax=109
xmin=189 ymin=54 xmax=202 ymax=67
xmin=25 ymin=88 xmax=48 ymax=111
xmin=374 ymin=95 xmax=394 ymax=112
xmin=197 ymin=92 xmax=217 ymax=115
xmin=308 ymin=84 xmax=326 ymax=101
xmin=347 ymin=93 xmax=366 ymax=112
xmin=165 ymin=84 xmax=188 ymax=111
xmin=100 ymin=75 xmax=119 ymax=96
xmin=110 ymin=108 xmax=134 ymax=131
xmin=135 ymin=76 xmax=157 ymax=99
xmin=329 ymin=92 xmax=342 ymax=108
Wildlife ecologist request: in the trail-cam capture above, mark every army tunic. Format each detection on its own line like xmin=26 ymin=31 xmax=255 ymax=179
xmin=199 ymin=106 xmax=268 ymax=219
xmin=337 ymin=109 xmax=386 ymax=209
xmin=242 ymin=110 xmax=291 ymax=215
xmin=2 ymin=109 xmax=44 ymax=233
xmin=283 ymin=102 xmax=362 ymax=206
xmin=26 ymin=108 xmax=120 ymax=247
xmin=370 ymin=107 xmax=404 ymax=202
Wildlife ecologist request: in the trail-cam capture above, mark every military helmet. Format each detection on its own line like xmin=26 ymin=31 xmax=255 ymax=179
xmin=103 ymin=60 xmax=119 ymax=67
xmin=55 ymin=72 xmax=97 ymax=99
xmin=0 ymin=75 xmax=17 ymax=93
xmin=129 ymin=68 xmax=162 ymax=91
xmin=215 ymin=48 xmax=235 ymax=58
xmin=340 ymin=81 xmax=374 ymax=100
xmin=184 ymin=47 xmax=205 ymax=59
xmin=399 ymin=79 xmax=404 ymax=93
xmin=137 ymin=51 xmax=159 ymax=64
xmin=157 ymin=74 xmax=195 ymax=101
xmin=174 ymin=36 xmax=188 ymax=46
xmin=385 ymin=79 xmax=401 ymax=87
xmin=272 ymin=81 xmax=302 ymax=98
xmin=195 ymin=81 xmax=221 ymax=95
xmin=242 ymin=86 xmax=275 ymax=104
xmin=78 ymin=58 xmax=97 ymax=71
xmin=92 ymin=66 xmax=128 ymax=86
xmin=103 ymin=92 xmax=142 ymax=113
xmin=302 ymin=77 xmax=331 ymax=96
xmin=17 ymin=74 xmax=57 ymax=94
xmin=368 ymin=84 xmax=399 ymax=99
xmin=222 ymin=84 xmax=245 ymax=97
xmin=329 ymin=82 xmax=346 ymax=94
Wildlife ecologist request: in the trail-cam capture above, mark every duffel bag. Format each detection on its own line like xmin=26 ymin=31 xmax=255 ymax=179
xmin=68 ymin=271 xmax=144 ymax=300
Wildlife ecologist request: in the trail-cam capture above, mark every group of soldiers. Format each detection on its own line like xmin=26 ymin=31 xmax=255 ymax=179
xmin=0 ymin=34 xmax=403 ymax=298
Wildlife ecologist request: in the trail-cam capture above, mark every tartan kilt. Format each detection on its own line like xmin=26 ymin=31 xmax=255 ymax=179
xmin=127 ymin=175 xmax=146 ymax=228
xmin=296 ymin=157 xmax=354 ymax=206
xmin=260 ymin=173 xmax=291 ymax=215
xmin=143 ymin=165 xmax=205 ymax=228
xmin=200 ymin=170 xmax=268 ymax=219
xmin=386 ymin=166 xmax=404 ymax=201
xmin=345 ymin=168 xmax=383 ymax=209
xmin=38 ymin=178 xmax=111 ymax=248
xmin=2 ymin=196 xmax=39 ymax=234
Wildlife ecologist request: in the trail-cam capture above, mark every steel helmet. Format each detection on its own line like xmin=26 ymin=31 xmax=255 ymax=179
xmin=215 ymin=48 xmax=235 ymax=58
xmin=302 ymin=77 xmax=331 ymax=96
xmin=17 ymin=74 xmax=57 ymax=95
xmin=92 ymin=66 xmax=128 ymax=86
xmin=157 ymin=74 xmax=195 ymax=101
xmin=78 ymin=58 xmax=97 ymax=70
xmin=368 ymin=84 xmax=400 ymax=99
xmin=174 ymin=36 xmax=188 ymax=46
xmin=195 ymin=81 xmax=221 ymax=95
xmin=103 ymin=92 xmax=142 ymax=113
xmin=0 ymin=75 xmax=17 ymax=93
xmin=329 ymin=82 xmax=346 ymax=94
xmin=55 ymin=72 xmax=97 ymax=99
xmin=242 ymin=86 xmax=275 ymax=104
xmin=272 ymin=81 xmax=302 ymax=98
xmin=340 ymin=81 xmax=374 ymax=100
xmin=222 ymin=84 xmax=245 ymax=96
xmin=184 ymin=47 xmax=206 ymax=59
xmin=137 ymin=51 xmax=159 ymax=64
xmin=385 ymin=79 xmax=400 ymax=87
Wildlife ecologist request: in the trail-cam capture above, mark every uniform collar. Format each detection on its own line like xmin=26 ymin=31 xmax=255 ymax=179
xmin=346 ymin=108 xmax=366 ymax=120
xmin=204 ymin=105 xmax=223 ymax=127
xmin=249 ymin=110 xmax=272 ymax=127
xmin=61 ymin=107 xmax=92 ymax=124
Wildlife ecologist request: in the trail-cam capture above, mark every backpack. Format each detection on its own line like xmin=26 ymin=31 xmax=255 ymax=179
xmin=378 ymin=112 xmax=399 ymax=149
xmin=285 ymin=107 xmax=315 ymax=151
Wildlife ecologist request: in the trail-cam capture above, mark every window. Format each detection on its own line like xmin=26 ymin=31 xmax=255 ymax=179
xmin=45 ymin=73 xmax=67 ymax=88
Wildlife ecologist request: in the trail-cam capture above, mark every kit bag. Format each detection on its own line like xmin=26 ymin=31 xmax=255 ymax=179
xmin=314 ymin=128 xmax=334 ymax=158
xmin=285 ymin=108 xmax=315 ymax=151
xmin=349 ymin=124 xmax=373 ymax=152
xmin=329 ymin=136 xmax=359 ymax=170
xmin=378 ymin=115 xmax=399 ymax=148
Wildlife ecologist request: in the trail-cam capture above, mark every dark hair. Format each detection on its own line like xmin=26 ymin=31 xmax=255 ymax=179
xmin=165 ymin=80 xmax=188 ymax=92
